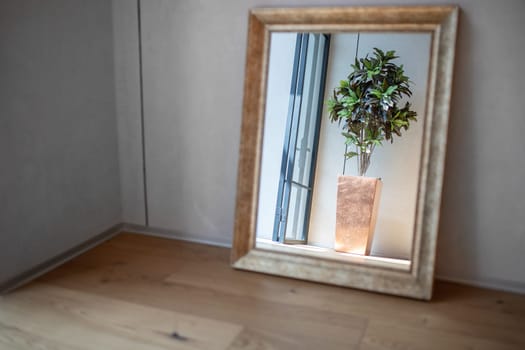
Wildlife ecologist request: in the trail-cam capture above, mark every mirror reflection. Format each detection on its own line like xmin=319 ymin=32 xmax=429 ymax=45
xmin=256 ymin=31 xmax=432 ymax=268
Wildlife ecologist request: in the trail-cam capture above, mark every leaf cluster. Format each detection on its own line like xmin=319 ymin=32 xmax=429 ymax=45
xmin=327 ymin=48 xmax=417 ymax=159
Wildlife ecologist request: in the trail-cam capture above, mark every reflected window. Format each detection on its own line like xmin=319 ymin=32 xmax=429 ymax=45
xmin=273 ymin=33 xmax=330 ymax=243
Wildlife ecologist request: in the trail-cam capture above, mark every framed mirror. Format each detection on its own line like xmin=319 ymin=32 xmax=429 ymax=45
xmin=232 ymin=6 xmax=458 ymax=300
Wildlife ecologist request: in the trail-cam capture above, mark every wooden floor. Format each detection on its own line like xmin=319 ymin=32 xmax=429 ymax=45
xmin=1 ymin=233 xmax=524 ymax=349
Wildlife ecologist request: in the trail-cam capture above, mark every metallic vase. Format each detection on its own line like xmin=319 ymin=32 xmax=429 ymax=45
xmin=335 ymin=175 xmax=382 ymax=255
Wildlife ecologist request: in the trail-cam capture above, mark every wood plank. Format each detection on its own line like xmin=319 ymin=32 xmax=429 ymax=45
xmin=3 ymin=232 xmax=522 ymax=350
xmin=0 ymin=321 xmax=82 ymax=350
xmin=360 ymin=319 xmax=524 ymax=350
xmin=0 ymin=283 xmax=241 ymax=350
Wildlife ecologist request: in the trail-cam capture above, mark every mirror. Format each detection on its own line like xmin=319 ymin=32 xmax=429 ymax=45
xmin=257 ymin=31 xmax=431 ymax=267
xmin=232 ymin=6 xmax=458 ymax=300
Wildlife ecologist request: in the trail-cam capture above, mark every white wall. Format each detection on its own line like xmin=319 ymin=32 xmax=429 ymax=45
xmin=0 ymin=0 xmax=121 ymax=285
xmin=308 ymin=33 xmax=430 ymax=260
xmin=113 ymin=0 xmax=525 ymax=293
xmin=256 ymin=33 xmax=296 ymax=240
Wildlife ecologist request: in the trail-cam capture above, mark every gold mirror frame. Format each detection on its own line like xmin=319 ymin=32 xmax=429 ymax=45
xmin=232 ymin=6 xmax=458 ymax=300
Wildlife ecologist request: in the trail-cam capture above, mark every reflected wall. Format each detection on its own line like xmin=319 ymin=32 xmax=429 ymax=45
xmin=257 ymin=32 xmax=431 ymax=260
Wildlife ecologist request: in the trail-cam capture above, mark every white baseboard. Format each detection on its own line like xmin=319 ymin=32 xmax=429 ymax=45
xmin=2 ymin=222 xmax=522 ymax=296
xmin=122 ymin=223 xmax=232 ymax=248
xmin=0 ymin=223 xmax=123 ymax=295
xmin=436 ymin=274 xmax=525 ymax=295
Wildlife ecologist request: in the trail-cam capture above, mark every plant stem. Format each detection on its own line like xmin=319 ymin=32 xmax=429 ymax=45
xmin=358 ymin=128 xmax=368 ymax=176
xmin=357 ymin=142 xmax=374 ymax=177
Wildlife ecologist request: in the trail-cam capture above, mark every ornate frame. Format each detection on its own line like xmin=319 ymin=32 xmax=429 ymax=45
xmin=231 ymin=6 xmax=458 ymax=300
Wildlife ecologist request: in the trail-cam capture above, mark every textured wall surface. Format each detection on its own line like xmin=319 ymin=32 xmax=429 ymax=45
xmin=308 ymin=33 xmax=430 ymax=259
xmin=0 ymin=0 xmax=121 ymax=285
xmin=113 ymin=0 xmax=145 ymax=226
xmin=114 ymin=0 xmax=525 ymax=292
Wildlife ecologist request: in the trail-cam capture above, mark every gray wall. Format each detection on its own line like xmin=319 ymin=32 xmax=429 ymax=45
xmin=115 ymin=0 xmax=244 ymax=245
xmin=3 ymin=0 xmax=521 ymax=293
xmin=113 ymin=0 xmax=145 ymax=225
xmin=0 ymin=0 xmax=121 ymax=285
xmin=115 ymin=0 xmax=525 ymax=293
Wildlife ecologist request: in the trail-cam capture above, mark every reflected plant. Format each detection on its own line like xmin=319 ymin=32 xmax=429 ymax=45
xmin=327 ymin=48 xmax=417 ymax=176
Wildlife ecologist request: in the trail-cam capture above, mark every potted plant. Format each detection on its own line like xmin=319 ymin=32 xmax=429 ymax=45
xmin=327 ymin=48 xmax=417 ymax=255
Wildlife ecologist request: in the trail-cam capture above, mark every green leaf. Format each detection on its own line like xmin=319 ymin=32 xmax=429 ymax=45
xmin=342 ymin=132 xmax=358 ymax=145
xmin=337 ymin=109 xmax=350 ymax=118
xmin=393 ymin=119 xmax=409 ymax=127
xmin=369 ymin=89 xmax=383 ymax=98
xmin=384 ymin=85 xmax=398 ymax=96
xmin=327 ymin=47 xmax=417 ymax=160
xmin=345 ymin=151 xmax=358 ymax=159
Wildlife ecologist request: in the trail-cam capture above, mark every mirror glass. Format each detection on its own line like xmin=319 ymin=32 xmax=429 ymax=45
xmin=255 ymin=31 xmax=432 ymax=270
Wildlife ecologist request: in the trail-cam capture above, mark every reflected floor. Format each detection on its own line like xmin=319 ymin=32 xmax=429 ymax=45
xmin=256 ymin=238 xmax=411 ymax=271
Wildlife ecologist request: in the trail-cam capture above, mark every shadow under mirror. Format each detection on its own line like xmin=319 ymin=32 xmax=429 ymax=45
xmin=256 ymin=31 xmax=432 ymax=270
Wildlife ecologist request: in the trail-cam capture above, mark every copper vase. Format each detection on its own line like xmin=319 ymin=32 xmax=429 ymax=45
xmin=335 ymin=175 xmax=382 ymax=255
